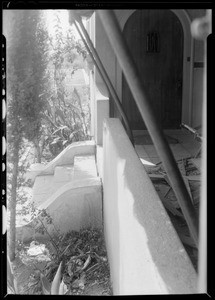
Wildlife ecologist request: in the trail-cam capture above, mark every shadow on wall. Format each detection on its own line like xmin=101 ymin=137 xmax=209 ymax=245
xmin=123 ymin=158 xmax=196 ymax=293
xmin=102 ymin=118 xmax=197 ymax=294
xmin=102 ymin=123 xmax=121 ymax=294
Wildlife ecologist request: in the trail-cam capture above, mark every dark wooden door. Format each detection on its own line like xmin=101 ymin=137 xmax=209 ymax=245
xmin=122 ymin=10 xmax=183 ymax=129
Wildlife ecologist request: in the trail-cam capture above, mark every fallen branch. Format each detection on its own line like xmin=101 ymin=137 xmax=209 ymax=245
xmin=85 ymin=263 xmax=99 ymax=274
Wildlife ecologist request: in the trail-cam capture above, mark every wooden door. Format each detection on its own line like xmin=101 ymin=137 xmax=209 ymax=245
xmin=122 ymin=10 xmax=183 ymax=129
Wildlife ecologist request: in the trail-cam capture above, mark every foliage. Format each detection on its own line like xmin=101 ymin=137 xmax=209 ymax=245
xmin=6 ymin=9 xmax=91 ymax=164
xmin=41 ymin=12 xmax=91 ymax=158
xmin=13 ymin=207 xmax=112 ymax=295
xmin=6 ymin=9 xmax=91 ymax=261
xmin=7 ymin=11 xmax=49 ymax=149
xmin=33 ymin=227 xmax=111 ymax=295
xmin=6 ymin=11 xmax=50 ymax=260
xmin=7 ymin=256 xmax=18 ymax=294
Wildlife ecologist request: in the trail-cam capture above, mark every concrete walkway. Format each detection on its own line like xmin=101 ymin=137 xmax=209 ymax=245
xmin=134 ymin=129 xmax=201 ymax=166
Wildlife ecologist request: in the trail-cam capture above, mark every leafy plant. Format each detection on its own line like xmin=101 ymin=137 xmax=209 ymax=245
xmin=7 ymin=256 xmax=18 ymax=294
xmin=6 ymin=8 xmax=91 ymax=262
xmin=40 ymin=261 xmax=68 ymax=295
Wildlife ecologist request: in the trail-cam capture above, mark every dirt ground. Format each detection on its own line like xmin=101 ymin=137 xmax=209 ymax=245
xmin=11 ymin=228 xmax=112 ymax=295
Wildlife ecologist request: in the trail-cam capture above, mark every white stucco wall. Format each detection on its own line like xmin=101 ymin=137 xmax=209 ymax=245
xmin=95 ymin=89 xmax=109 ymax=145
xmin=102 ymin=118 xmax=197 ymax=295
xmin=191 ymin=37 xmax=205 ymax=128
xmin=40 ymin=179 xmax=102 ymax=233
xmin=16 ymin=178 xmax=102 ymax=242
xmin=26 ymin=141 xmax=96 ymax=182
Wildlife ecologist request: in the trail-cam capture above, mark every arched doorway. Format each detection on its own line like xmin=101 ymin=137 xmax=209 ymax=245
xmin=122 ymin=10 xmax=184 ymax=130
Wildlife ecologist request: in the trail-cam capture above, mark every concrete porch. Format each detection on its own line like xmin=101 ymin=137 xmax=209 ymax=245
xmin=134 ymin=129 xmax=201 ymax=165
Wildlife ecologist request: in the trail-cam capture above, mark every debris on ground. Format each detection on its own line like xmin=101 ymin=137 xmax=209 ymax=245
xmin=145 ymin=157 xmax=201 ymax=271
xmin=12 ymin=227 xmax=112 ymax=295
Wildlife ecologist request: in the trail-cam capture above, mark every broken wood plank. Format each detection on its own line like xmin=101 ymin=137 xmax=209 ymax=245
xmin=158 ymin=192 xmax=184 ymax=218
xmin=190 ymin=158 xmax=201 ymax=172
xmin=186 ymin=175 xmax=201 ymax=181
xmin=164 ymin=186 xmax=171 ymax=198
xmin=156 ymin=183 xmax=180 ymax=209
xmin=178 ymin=159 xmax=193 ymax=202
xmin=164 ymin=202 xmax=183 ymax=217
xmin=171 ymin=219 xmax=197 ymax=249
xmin=149 ymin=174 xmax=165 ymax=179
xmin=194 ymin=146 xmax=201 ymax=158
xmin=149 ymin=173 xmax=200 ymax=181
xmin=163 ymin=174 xmax=172 ymax=186
xmin=179 ymin=233 xmax=197 ymax=249
xmin=162 ymin=200 xmax=183 ymax=217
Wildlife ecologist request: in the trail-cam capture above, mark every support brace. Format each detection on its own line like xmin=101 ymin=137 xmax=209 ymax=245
xmin=98 ymin=10 xmax=199 ymax=247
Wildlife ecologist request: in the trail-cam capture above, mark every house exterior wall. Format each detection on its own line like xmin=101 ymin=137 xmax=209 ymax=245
xmin=192 ymin=30 xmax=205 ymax=128
xmin=102 ymin=118 xmax=197 ymax=294
xmin=86 ymin=14 xmax=96 ymax=137
xmin=187 ymin=9 xmax=206 ymax=128
xmin=94 ymin=14 xmax=116 ymax=97
xmin=92 ymin=9 xmax=205 ymax=134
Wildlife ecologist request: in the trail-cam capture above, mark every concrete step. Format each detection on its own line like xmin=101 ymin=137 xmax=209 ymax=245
xmin=18 ymin=152 xmax=102 ymax=243
xmin=32 ymin=154 xmax=99 ymax=208
xmin=73 ymin=155 xmax=98 ymax=181
xmin=32 ymin=164 xmax=74 ymax=207
xmin=54 ymin=165 xmax=74 ymax=182
xmin=26 ymin=140 xmax=96 ymax=183
xmin=17 ymin=177 xmax=102 ymax=243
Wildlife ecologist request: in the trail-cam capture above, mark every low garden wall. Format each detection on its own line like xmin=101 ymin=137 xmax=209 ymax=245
xmin=102 ymin=118 xmax=197 ymax=295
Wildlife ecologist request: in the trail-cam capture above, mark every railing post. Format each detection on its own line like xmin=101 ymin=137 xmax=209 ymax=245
xmin=98 ymin=10 xmax=199 ymax=247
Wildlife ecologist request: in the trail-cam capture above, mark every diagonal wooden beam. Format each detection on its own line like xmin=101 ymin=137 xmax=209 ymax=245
xmin=98 ymin=10 xmax=199 ymax=247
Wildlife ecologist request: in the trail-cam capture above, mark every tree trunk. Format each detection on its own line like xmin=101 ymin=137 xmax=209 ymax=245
xmin=33 ymin=138 xmax=42 ymax=163
xmin=8 ymin=143 xmax=20 ymax=262
xmin=74 ymin=88 xmax=88 ymax=137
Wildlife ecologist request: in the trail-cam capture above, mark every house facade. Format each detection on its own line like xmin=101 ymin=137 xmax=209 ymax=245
xmin=87 ymin=9 xmax=206 ymax=144
xmin=83 ymin=9 xmax=208 ymax=294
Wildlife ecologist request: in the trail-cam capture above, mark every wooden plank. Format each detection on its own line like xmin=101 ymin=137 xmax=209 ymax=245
xmin=171 ymin=219 xmax=197 ymax=249
xmin=149 ymin=173 xmax=200 ymax=181
xmin=149 ymin=174 xmax=165 ymax=179
xmin=190 ymin=158 xmax=201 ymax=172
xmin=177 ymin=159 xmax=193 ymax=203
xmin=179 ymin=233 xmax=197 ymax=248
xmin=159 ymin=194 xmax=183 ymax=218
xmin=186 ymin=175 xmax=201 ymax=181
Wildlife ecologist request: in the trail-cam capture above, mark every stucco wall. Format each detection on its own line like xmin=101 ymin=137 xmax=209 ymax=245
xmin=192 ymin=30 xmax=205 ymax=128
xmin=192 ymin=67 xmax=204 ymax=128
xmin=16 ymin=178 xmax=102 ymax=243
xmin=187 ymin=9 xmax=205 ymax=128
xmin=95 ymin=89 xmax=109 ymax=145
xmin=102 ymin=118 xmax=197 ymax=295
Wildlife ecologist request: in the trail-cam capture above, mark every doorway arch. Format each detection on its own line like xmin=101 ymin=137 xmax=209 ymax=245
xmin=115 ymin=9 xmax=193 ymax=127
